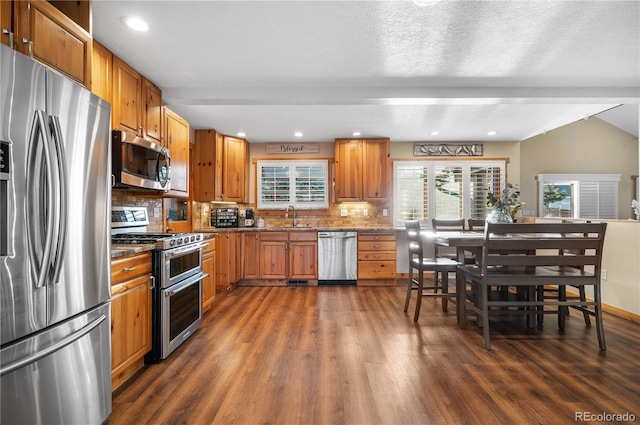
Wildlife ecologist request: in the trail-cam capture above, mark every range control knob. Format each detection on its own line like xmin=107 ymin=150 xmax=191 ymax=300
xmin=170 ymin=239 xmax=176 ymax=247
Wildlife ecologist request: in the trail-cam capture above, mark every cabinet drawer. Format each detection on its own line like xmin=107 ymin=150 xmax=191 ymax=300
xmin=358 ymin=232 xmax=396 ymax=242
xmin=358 ymin=241 xmax=396 ymax=252
xmin=111 ymin=252 xmax=152 ymax=284
xmin=358 ymin=261 xmax=397 ymax=279
xmin=358 ymin=251 xmax=396 ymax=261
xmin=259 ymin=232 xmax=288 ymax=242
xmin=289 ymin=231 xmax=317 ymax=241
xmin=111 ymin=273 xmax=152 ymax=297
xmin=203 ymin=239 xmax=216 ymax=256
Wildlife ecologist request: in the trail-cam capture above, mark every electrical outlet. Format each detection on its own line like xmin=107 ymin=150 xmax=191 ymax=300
xmin=363 ymin=208 xmax=369 ymax=217
xmin=383 ymin=208 xmax=388 ymax=217
xmin=153 ymin=207 xmax=161 ymax=218
xmin=340 ymin=209 xmax=348 ymax=217
xmin=601 ymin=269 xmax=608 ymax=280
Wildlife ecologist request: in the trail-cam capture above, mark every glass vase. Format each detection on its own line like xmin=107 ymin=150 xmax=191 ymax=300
xmin=486 ymin=207 xmax=513 ymax=224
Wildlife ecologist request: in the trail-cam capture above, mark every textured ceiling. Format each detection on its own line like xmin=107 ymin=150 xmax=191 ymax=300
xmin=92 ymin=0 xmax=639 ymax=143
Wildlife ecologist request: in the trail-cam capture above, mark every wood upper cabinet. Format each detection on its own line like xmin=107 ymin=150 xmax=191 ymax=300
xmin=112 ymin=55 xmax=142 ymax=135
xmin=90 ymin=40 xmax=112 ymax=101
xmin=194 ymin=130 xmax=249 ymax=203
xmin=13 ymin=0 xmax=92 ymax=86
xmin=143 ymin=78 xmax=163 ymax=145
xmin=1 ymin=1 xmax=12 ymax=47
xmin=164 ymin=107 xmax=189 ymax=197
xmin=334 ymin=138 xmax=390 ymax=203
xmin=110 ymin=252 xmax=153 ymax=391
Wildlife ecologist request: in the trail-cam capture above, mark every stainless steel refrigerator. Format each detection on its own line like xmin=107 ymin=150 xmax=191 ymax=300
xmin=1 ymin=44 xmax=112 ymax=424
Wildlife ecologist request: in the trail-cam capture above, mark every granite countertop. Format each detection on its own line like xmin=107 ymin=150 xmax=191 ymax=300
xmin=197 ymin=226 xmax=400 ymax=233
xmin=111 ymin=243 xmax=156 ymax=259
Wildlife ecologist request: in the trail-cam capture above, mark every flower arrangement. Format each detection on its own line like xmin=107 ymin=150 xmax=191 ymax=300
xmin=486 ymin=183 xmax=526 ymax=220
xmin=632 ymin=199 xmax=640 ymax=220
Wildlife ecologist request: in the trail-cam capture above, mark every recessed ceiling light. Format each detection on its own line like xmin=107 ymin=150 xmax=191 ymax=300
xmin=237 ymin=132 xmax=246 ymax=138
xmin=430 ymin=131 xmax=440 ymax=136
xmin=124 ymin=17 xmax=148 ymax=32
xmin=294 ymin=131 xmax=303 ymax=137
xmin=352 ymin=131 xmax=361 ymax=136
xmin=487 ymin=131 xmax=498 ymax=136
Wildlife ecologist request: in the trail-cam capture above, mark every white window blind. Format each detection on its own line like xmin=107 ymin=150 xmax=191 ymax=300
xmin=394 ymin=160 xmax=506 ymax=227
xmin=257 ymin=160 xmax=328 ymax=210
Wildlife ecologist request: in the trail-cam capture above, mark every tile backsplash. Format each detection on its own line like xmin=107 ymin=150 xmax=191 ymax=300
xmin=112 ymin=190 xmax=164 ymax=232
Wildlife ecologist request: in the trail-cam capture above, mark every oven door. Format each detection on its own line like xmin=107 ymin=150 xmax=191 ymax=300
xmin=160 ymin=272 xmax=205 ymax=359
xmin=161 ymin=243 xmax=205 ymax=288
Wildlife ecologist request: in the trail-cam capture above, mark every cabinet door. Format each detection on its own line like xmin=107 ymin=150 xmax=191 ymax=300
xmin=289 ymin=241 xmax=317 ymax=279
xmin=1 ymin=1 xmax=13 ymax=47
xmin=163 ymin=198 xmax=191 ymax=233
xmin=215 ymin=234 xmax=231 ymax=291
xmin=111 ymin=274 xmax=152 ymax=389
xmin=165 ymin=108 xmax=190 ymax=196
xmin=112 ymin=56 xmax=142 ymax=135
xmin=14 ymin=0 xmax=91 ymax=86
xmin=193 ymin=130 xmax=224 ymax=201
xmin=334 ymin=139 xmax=362 ymax=202
xmin=202 ymin=251 xmax=216 ymax=310
xmin=362 ymin=139 xmax=389 ymax=202
xmin=143 ymin=78 xmax=163 ymax=145
xmin=223 ymin=136 xmax=247 ymax=202
xmin=242 ymin=232 xmax=260 ymax=279
xmin=259 ymin=233 xmax=288 ymax=279
xmin=91 ymin=40 xmax=112 ymax=101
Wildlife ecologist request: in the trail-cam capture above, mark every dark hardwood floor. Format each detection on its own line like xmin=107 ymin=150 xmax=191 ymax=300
xmin=109 ymin=285 xmax=640 ymax=425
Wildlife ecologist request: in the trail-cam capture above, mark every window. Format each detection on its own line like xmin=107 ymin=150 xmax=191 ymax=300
xmin=393 ymin=160 xmax=506 ymax=227
xmin=257 ymin=160 xmax=329 ymax=210
xmin=537 ymin=174 xmax=620 ymax=219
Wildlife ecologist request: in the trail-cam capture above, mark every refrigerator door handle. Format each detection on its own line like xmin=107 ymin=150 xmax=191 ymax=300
xmin=49 ymin=116 xmax=67 ymax=284
xmin=0 ymin=313 xmax=107 ymax=376
xmin=26 ymin=110 xmax=55 ymax=289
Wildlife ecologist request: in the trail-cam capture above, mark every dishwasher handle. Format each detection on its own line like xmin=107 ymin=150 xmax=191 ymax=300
xmin=318 ymin=233 xmax=357 ymax=239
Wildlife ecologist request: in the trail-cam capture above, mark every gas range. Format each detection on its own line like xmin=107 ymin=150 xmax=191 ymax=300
xmin=111 ymin=232 xmax=204 ymax=250
xmin=111 ymin=206 xmax=203 ymax=250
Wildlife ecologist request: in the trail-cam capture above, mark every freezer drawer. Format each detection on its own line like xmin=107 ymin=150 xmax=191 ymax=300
xmin=1 ymin=303 xmax=112 ymax=425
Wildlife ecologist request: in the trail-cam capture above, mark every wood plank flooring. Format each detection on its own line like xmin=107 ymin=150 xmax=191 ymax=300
xmin=109 ymin=285 xmax=640 ymax=425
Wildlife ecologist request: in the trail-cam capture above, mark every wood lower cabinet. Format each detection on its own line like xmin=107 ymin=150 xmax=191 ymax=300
xmin=357 ymin=231 xmax=397 ymax=286
xmin=216 ymin=232 xmax=241 ymax=291
xmin=257 ymin=231 xmax=317 ymax=282
xmin=110 ymin=251 xmax=153 ymax=391
xmin=202 ymin=239 xmax=216 ymax=311
xmin=242 ymin=232 xmax=260 ymax=279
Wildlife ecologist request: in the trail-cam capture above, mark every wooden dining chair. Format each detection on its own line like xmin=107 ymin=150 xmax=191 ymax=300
xmin=467 ymin=218 xmax=486 ymax=232
xmin=404 ymin=220 xmax=459 ymax=321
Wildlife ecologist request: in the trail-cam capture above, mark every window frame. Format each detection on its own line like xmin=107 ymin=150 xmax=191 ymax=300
xmin=393 ymin=159 xmax=507 ymax=227
xmin=256 ymin=159 xmax=329 ymax=210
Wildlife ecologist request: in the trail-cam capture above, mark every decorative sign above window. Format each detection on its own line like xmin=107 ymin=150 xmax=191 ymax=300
xmin=266 ymin=143 xmax=319 ymax=154
xmin=413 ymin=143 xmax=483 ymax=157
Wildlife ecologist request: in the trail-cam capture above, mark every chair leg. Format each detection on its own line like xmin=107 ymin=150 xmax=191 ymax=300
xmin=414 ymin=268 xmax=424 ymax=322
xmin=481 ymin=283 xmax=491 ymax=350
xmin=594 ymin=285 xmax=606 ymax=350
xmin=441 ymin=271 xmax=449 ymax=313
xmin=558 ymin=286 xmax=567 ymax=330
xmin=579 ymin=286 xmax=591 ymax=326
xmin=404 ymin=265 xmax=413 ymax=313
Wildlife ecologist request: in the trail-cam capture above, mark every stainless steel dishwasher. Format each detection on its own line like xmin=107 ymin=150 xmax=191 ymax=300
xmin=318 ymin=231 xmax=358 ymax=284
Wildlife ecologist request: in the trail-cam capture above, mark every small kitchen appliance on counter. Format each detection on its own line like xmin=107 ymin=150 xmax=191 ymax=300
xmin=245 ymin=208 xmax=255 ymax=227
xmin=212 ymin=207 xmax=239 ymax=227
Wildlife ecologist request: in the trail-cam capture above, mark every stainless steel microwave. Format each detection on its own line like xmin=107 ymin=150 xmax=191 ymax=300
xmin=112 ymin=130 xmax=171 ymax=191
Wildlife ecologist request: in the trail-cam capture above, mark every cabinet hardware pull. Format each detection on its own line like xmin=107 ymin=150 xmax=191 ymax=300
xmin=2 ymin=29 xmax=14 ymax=49
xmin=22 ymin=38 xmax=33 ymax=58
xmin=373 ymin=245 xmax=380 ymax=248
xmin=122 ymin=266 xmax=136 ymax=272
xmin=150 ymin=276 xmax=156 ymax=290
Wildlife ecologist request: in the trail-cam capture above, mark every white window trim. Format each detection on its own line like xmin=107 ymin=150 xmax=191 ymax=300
xmin=393 ymin=160 xmax=506 ymax=227
xmin=257 ymin=160 xmax=329 ymax=210
xmin=537 ymin=173 xmax=621 ymax=219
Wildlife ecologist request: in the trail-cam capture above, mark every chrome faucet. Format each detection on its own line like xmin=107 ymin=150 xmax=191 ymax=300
xmin=285 ymin=205 xmax=298 ymax=227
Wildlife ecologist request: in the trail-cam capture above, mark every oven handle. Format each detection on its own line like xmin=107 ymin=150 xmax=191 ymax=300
xmin=164 ymin=242 xmax=209 ymax=259
xmin=164 ymin=272 xmax=208 ymax=297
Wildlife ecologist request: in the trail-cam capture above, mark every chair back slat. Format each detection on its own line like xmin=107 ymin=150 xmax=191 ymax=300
xmin=483 ymin=222 xmax=607 ymax=271
xmin=405 ymin=220 xmax=424 ymax=259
